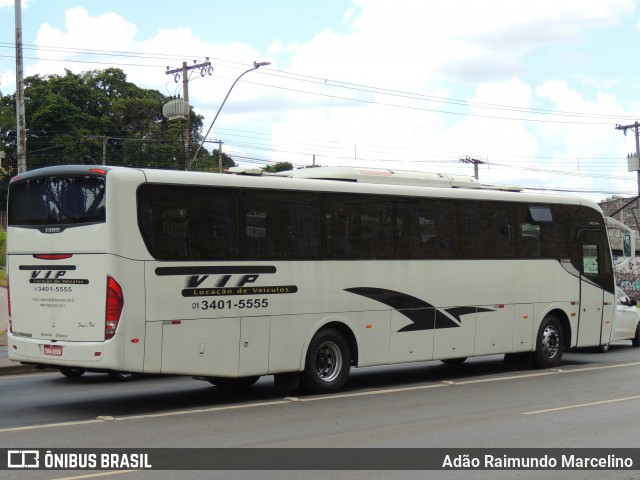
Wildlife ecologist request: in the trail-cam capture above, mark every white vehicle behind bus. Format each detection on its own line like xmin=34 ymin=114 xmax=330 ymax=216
xmin=6 ymin=165 xmax=633 ymax=392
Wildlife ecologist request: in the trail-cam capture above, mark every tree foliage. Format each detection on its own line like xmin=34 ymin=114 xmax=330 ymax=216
xmin=0 ymin=67 xmax=235 ymax=174
xmin=262 ymin=161 xmax=293 ymax=173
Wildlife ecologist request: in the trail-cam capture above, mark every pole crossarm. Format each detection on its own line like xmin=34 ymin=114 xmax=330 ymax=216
xmin=459 ymin=156 xmax=486 ymax=180
xmin=615 ymin=122 xmax=640 ymax=195
xmin=165 ymin=59 xmax=212 ymax=82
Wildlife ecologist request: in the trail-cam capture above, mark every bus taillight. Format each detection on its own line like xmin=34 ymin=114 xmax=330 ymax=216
xmin=105 ymin=276 xmax=123 ymax=340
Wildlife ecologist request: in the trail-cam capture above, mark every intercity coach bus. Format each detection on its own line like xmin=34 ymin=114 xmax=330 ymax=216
xmin=6 ymin=165 xmax=632 ymax=392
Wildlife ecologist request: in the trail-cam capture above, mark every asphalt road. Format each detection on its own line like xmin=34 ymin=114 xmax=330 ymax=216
xmin=1 ymin=345 xmax=640 ymax=479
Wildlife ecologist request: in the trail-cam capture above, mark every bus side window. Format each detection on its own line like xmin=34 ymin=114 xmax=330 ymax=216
xmin=485 ymin=203 xmax=515 ymax=258
xmin=325 ymin=206 xmax=352 ymax=259
xmin=241 ymin=191 xmax=321 ymax=260
xmin=457 ymin=202 xmax=484 ymax=258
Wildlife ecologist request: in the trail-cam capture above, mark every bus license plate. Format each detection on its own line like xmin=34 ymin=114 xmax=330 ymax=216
xmin=43 ymin=345 xmax=63 ymax=356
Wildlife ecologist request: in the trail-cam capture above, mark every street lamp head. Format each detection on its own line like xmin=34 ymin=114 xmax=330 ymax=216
xmin=191 ymin=60 xmax=271 ymax=169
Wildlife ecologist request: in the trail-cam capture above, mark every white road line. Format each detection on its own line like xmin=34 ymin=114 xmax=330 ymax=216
xmin=523 ymin=395 xmax=640 ymax=415
xmin=2 ymin=361 xmax=640 ymax=433
xmin=52 ymin=470 xmax=138 ymax=479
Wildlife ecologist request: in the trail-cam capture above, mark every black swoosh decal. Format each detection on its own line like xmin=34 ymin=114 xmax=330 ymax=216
xmin=345 ymin=287 xmax=437 ymax=331
xmin=345 ymin=287 xmax=494 ymax=332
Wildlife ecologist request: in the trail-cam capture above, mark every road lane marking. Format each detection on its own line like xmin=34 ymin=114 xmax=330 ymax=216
xmin=2 ymin=361 xmax=640 ymax=433
xmin=53 ymin=470 xmax=138 ymax=479
xmin=523 ymin=395 xmax=640 ymax=415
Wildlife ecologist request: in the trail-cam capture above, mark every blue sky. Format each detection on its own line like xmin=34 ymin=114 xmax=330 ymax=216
xmin=2 ymin=0 xmax=640 ymax=200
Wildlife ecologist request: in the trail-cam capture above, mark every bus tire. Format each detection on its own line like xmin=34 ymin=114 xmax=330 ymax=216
xmin=59 ymin=368 xmax=86 ymax=378
xmin=301 ymin=328 xmax=351 ymax=394
xmin=532 ymin=315 xmax=564 ymax=369
xmin=208 ymin=376 xmax=261 ymax=388
xmin=632 ymin=323 xmax=640 ymax=348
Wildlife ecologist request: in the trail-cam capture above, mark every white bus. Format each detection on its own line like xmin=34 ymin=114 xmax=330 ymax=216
xmin=6 ymin=165 xmax=631 ymax=392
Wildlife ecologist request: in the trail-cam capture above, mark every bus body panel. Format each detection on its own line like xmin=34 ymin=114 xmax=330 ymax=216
xmin=159 ymin=316 xmax=241 ymax=376
xmin=8 ymin=250 xmax=108 ymax=342
xmin=141 ymin=256 xmax=580 ymax=377
xmin=8 ymin=251 xmax=146 ymax=372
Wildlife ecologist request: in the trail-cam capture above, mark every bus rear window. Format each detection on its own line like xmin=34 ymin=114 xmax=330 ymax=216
xmin=8 ymin=175 xmax=106 ymax=226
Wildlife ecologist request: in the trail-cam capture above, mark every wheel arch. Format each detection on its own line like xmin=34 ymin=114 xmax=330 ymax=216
xmin=547 ymin=308 xmax=572 ymax=349
xmin=300 ymin=319 xmax=359 ymax=370
xmin=538 ymin=307 xmax=572 ymax=349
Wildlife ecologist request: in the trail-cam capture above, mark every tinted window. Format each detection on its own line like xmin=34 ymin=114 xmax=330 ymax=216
xmin=137 ymin=184 xmax=588 ymax=264
xmin=395 ymin=199 xmax=456 ymax=259
xmin=9 ymin=175 xmax=106 ymax=226
xmin=242 ymin=190 xmax=321 ymax=260
xmin=138 ymin=184 xmax=239 ymax=261
xmin=458 ymin=202 xmax=514 ymax=258
xmin=324 ymin=194 xmax=393 ymax=259
xmin=138 ymin=185 xmax=321 ymax=261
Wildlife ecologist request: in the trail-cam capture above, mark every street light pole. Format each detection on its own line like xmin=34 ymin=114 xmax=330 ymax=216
xmin=191 ymin=61 xmax=271 ymax=171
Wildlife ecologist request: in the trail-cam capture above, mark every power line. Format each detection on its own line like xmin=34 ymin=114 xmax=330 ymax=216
xmin=2 ymin=43 xmax=639 ymax=124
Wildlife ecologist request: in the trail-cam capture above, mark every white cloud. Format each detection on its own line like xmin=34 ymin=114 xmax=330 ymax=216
xmin=289 ymin=0 xmax=636 ymax=85
xmin=29 ymin=7 xmax=137 ymax=77
xmin=0 ymin=0 xmax=29 ymax=8
xmin=9 ymin=0 xmax=638 ymax=197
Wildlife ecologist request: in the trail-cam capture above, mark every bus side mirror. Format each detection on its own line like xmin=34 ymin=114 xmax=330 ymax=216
xmin=606 ymin=217 xmax=635 ymax=272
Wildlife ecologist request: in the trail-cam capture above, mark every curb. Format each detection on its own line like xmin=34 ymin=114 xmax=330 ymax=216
xmin=0 ymin=364 xmax=46 ymax=376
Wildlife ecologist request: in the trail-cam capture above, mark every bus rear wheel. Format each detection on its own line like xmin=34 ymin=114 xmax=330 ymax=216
xmin=532 ymin=315 xmax=564 ymax=368
xmin=59 ymin=368 xmax=86 ymax=378
xmin=302 ymin=328 xmax=351 ymax=394
xmin=208 ymin=376 xmax=261 ymax=388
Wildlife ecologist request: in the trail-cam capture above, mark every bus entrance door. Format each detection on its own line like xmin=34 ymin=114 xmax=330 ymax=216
xmin=576 ymin=229 xmax=611 ymax=347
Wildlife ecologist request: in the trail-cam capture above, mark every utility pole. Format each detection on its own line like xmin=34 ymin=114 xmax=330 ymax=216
xmin=218 ymin=140 xmax=224 ymax=173
xmin=102 ymin=135 xmax=108 ymax=165
xmin=616 ymin=122 xmax=640 ymax=195
xmin=165 ymin=59 xmax=212 ymax=170
xmin=460 ymin=156 xmax=485 ymax=180
xmin=15 ymin=0 xmax=27 ymax=174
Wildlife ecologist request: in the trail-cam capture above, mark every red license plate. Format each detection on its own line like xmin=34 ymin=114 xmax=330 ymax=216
xmin=43 ymin=345 xmax=63 ymax=356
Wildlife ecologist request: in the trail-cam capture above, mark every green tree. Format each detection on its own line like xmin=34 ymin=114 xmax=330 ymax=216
xmin=0 ymin=67 xmax=211 ymax=172
xmin=191 ymin=148 xmax=236 ymax=172
xmin=263 ymin=161 xmax=293 ymax=173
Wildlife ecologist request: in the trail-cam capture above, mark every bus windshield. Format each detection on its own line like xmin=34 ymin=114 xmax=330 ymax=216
xmin=8 ymin=175 xmax=106 ymax=226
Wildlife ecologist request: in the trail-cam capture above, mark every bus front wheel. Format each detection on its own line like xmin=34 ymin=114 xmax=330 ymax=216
xmin=632 ymin=323 xmax=640 ymax=348
xmin=532 ymin=315 xmax=564 ymax=369
xmin=302 ymin=328 xmax=351 ymax=394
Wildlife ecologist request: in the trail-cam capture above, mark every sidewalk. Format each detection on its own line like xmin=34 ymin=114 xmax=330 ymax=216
xmin=0 ymin=331 xmax=43 ymax=376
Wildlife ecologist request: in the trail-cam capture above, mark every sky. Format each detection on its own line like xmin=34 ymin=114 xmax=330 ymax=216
xmin=2 ymin=0 xmax=640 ymax=200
